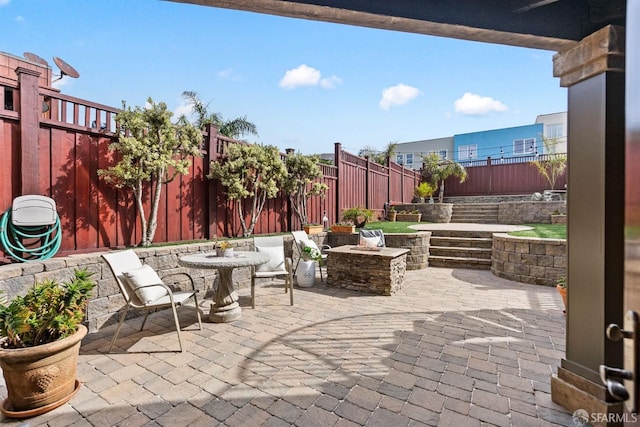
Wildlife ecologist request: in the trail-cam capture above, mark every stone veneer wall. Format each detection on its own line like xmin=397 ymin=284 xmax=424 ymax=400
xmin=491 ymin=233 xmax=566 ymax=286
xmin=0 ymin=239 xmax=297 ymax=333
xmin=327 ymin=231 xmax=430 ymax=270
xmin=391 ymin=204 xmax=453 ymax=223
xmin=498 ymin=201 xmax=566 ymax=224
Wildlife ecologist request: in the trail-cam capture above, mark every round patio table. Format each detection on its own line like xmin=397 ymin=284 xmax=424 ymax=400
xmin=179 ymin=251 xmax=268 ymax=323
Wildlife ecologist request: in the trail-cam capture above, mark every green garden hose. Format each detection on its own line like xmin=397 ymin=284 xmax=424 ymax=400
xmin=0 ymin=208 xmax=62 ymax=262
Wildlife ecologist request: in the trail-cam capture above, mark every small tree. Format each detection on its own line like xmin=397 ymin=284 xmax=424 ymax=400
xmin=209 ymin=143 xmax=287 ymax=237
xmin=282 ymin=153 xmax=328 ymax=226
xmin=529 ymin=137 xmax=567 ymax=190
xmin=358 ymin=141 xmax=398 ymax=165
xmin=98 ymin=98 xmax=202 ymax=246
xmin=421 ymin=152 xmax=468 ymax=203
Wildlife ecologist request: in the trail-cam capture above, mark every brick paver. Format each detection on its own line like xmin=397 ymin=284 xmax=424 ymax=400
xmin=0 ymin=266 xmax=573 ymax=426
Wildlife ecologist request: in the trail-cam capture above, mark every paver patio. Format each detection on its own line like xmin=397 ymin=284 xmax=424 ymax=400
xmin=0 ymin=267 xmax=573 ymax=426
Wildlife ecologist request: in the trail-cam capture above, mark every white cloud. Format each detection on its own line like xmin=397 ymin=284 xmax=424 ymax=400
xmin=217 ymin=68 xmax=235 ymax=79
xmin=320 ymin=75 xmax=342 ymax=89
xmin=0 ymin=0 xmax=11 ymax=7
xmin=379 ymin=84 xmax=421 ymax=111
xmin=15 ymin=16 xmax=24 ymax=22
xmin=173 ymin=100 xmax=194 ymax=119
xmin=279 ymin=64 xmax=341 ymax=90
xmin=454 ymin=92 xmax=508 ymax=116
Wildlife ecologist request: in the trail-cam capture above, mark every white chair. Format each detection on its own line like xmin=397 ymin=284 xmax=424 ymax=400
xmin=102 ymin=250 xmax=202 ymax=353
xmin=252 ymin=236 xmax=294 ymax=308
xmin=291 ymin=230 xmax=331 ymax=282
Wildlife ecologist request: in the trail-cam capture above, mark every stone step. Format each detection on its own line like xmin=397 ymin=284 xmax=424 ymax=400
xmin=450 ymin=215 xmax=499 ymax=222
xmin=429 ymin=246 xmax=492 ymax=259
xmin=428 ymin=256 xmax=492 ymax=270
xmin=429 ymin=230 xmax=495 ymax=239
xmin=452 ymin=206 xmax=499 ymax=212
xmin=429 ymin=236 xmax=493 ymax=248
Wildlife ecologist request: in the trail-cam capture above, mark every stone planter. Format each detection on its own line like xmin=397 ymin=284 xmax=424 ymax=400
xmin=303 ymin=225 xmax=323 ymax=234
xmin=331 ymin=225 xmax=356 ymax=233
xmin=0 ymin=325 xmax=86 ymax=417
xmin=394 ymin=203 xmax=452 ymax=223
xmin=551 ymin=214 xmax=567 ymax=224
xmin=395 ymin=213 xmax=422 ymax=222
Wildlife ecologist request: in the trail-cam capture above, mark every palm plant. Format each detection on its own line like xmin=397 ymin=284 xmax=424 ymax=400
xmin=181 ymin=90 xmax=258 ymax=139
xmin=421 ymin=152 xmax=468 ymax=203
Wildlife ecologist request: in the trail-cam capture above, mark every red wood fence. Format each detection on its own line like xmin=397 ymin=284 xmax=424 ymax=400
xmin=0 ymin=72 xmax=420 ymax=261
xmin=443 ymin=155 xmax=567 ymax=197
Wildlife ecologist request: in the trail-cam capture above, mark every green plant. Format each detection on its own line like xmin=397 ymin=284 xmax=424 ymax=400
xmin=529 ymin=137 xmax=567 ymax=190
xmin=217 ymin=241 xmax=231 ymax=250
xmin=209 ymin=143 xmax=287 ymax=237
xmin=302 ymin=245 xmax=322 ymax=262
xmin=181 ymin=90 xmax=258 ymax=139
xmin=389 ymin=206 xmax=396 ymax=212
xmin=557 ymin=276 xmax=566 ymax=289
xmin=98 ymin=98 xmax=202 ymax=246
xmin=0 ymin=269 xmax=96 ymax=349
xmin=421 ymin=152 xmax=468 ymax=203
xmin=342 ymin=207 xmax=374 ymax=228
xmin=414 ymin=182 xmax=435 ymax=199
xmin=283 ymin=153 xmax=328 ymax=226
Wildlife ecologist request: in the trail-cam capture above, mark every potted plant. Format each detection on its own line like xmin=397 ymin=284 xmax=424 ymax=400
xmin=396 ymin=210 xmax=422 ymax=222
xmin=216 ymin=240 xmax=234 ymax=257
xmin=303 ymin=224 xmax=323 ymax=235
xmin=556 ymin=276 xmax=567 ymax=313
xmin=341 ymin=207 xmax=374 ymax=228
xmin=412 ymin=182 xmax=436 ymax=203
xmin=0 ymin=269 xmax=96 ymax=417
xmin=331 ymin=222 xmax=356 ymax=233
xmin=387 ymin=205 xmax=397 ymax=222
xmin=551 ymin=209 xmax=567 ymax=224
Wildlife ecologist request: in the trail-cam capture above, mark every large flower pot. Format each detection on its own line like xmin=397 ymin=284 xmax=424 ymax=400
xmin=0 ymin=324 xmax=86 ymax=417
xmin=556 ymin=285 xmax=567 ymax=313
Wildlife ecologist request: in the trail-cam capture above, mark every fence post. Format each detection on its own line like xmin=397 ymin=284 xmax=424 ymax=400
xmin=16 ymin=67 xmax=41 ymax=195
xmin=334 ymin=142 xmax=342 ymax=222
xmin=386 ymin=156 xmax=391 ymax=205
xmin=365 ymin=155 xmax=371 ymax=209
xmin=206 ymin=124 xmax=218 ymax=239
xmin=487 ymin=156 xmax=492 ymax=195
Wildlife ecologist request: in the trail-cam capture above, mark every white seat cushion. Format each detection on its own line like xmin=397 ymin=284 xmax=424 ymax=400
xmin=359 ymin=235 xmax=381 ymax=248
xmin=123 ymin=264 xmax=168 ymax=304
xmin=255 ymin=245 xmax=285 ymax=272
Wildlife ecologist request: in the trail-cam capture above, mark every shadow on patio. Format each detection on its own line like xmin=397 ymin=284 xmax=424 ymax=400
xmin=1 ymin=267 xmax=574 ymax=426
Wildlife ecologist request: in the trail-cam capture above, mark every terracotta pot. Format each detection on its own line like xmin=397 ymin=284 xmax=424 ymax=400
xmin=304 ymin=225 xmax=323 ymax=235
xmin=331 ymin=225 xmax=356 ymax=233
xmin=0 ymin=324 xmax=86 ymax=413
xmin=396 ymin=213 xmax=422 ymax=222
xmin=556 ymin=285 xmax=567 ymax=312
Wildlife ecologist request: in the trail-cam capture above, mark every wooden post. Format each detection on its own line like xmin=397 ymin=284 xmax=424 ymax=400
xmin=16 ymin=67 xmax=41 ymax=196
xmin=206 ymin=124 xmax=218 ymax=239
xmin=334 ymin=142 xmax=342 ymax=222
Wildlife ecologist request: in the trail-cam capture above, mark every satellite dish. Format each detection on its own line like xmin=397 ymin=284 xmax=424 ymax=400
xmin=23 ymin=52 xmax=48 ymax=66
xmin=52 ymin=56 xmax=80 ymax=80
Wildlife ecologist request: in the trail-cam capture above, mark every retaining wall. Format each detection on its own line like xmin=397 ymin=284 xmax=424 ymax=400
xmin=498 ymin=201 xmax=566 ymax=224
xmin=491 ymin=233 xmax=566 ymax=286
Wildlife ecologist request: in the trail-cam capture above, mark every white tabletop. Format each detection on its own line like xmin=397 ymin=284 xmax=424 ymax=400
xmin=179 ymin=251 xmax=269 ymax=269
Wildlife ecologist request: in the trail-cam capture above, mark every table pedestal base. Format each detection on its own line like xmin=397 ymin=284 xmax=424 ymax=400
xmin=209 ymin=268 xmax=241 ymax=323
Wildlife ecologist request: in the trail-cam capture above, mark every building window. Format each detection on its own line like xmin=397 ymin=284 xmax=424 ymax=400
xmin=396 ymin=154 xmax=404 ymax=165
xmin=513 ymin=138 xmax=536 ymax=155
xmin=547 ymin=123 xmax=563 ymax=138
xmin=458 ymin=145 xmax=477 ymax=160
xmin=428 ymin=150 xmax=447 ymax=159
xmin=405 ymin=153 xmax=413 ymax=167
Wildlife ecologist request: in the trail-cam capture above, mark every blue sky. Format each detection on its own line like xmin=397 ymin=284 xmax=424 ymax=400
xmin=1 ymin=0 xmax=567 ymax=155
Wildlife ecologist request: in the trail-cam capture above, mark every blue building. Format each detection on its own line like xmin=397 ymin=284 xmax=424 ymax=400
xmin=453 ymin=123 xmax=543 ymax=163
